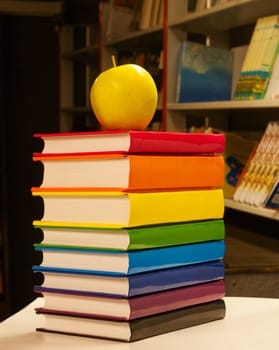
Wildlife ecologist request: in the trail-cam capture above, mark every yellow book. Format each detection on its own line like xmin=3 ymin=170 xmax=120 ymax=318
xmin=32 ymin=189 xmax=224 ymax=228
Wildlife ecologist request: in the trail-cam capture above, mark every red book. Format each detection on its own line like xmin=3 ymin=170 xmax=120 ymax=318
xmin=34 ymin=130 xmax=225 ymax=156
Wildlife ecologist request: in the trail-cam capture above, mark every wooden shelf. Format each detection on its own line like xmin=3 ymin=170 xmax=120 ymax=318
xmin=104 ymin=27 xmax=163 ymax=52
xmin=225 ymin=199 xmax=279 ymax=221
xmin=169 ymin=0 xmax=279 ymax=34
xmin=168 ymin=100 xmax=279 ymax=112
xmin=61 ymin=107 xmax=92 ymax=114
xmin=63 ymin=44 xmax=99 ymax=63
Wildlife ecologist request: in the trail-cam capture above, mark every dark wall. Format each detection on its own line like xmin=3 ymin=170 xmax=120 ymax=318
xmin=0 ymin=15 xmax=59 ymax=315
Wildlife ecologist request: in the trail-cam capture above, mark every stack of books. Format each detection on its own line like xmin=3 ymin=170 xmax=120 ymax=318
xmin=233 ymin=14 xmax=279 ymax=100
xmin=32 ymin=130 xmax=226 ymax=342
xmin=233 ymin=121 xmax=279 ymax=208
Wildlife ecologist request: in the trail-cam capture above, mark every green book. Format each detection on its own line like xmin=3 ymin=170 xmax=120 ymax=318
xmin=34 ymin=219 xmax=224 ymax=251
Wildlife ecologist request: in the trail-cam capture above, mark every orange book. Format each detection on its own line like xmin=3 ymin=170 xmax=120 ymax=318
xmin=33 ymin=153 xmax=224 ymax=191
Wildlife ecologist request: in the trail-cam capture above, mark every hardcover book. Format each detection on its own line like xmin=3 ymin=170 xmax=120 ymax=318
xmin=34 ymin=219 xmax=225 ymax=251
xmin=34 ymin=240 xmax=225 ymax=275
xmin=34 ymin=130 xmax=225 ymax=156
xmin=33 ymin=154 xmax=224 ymax=191
xmin=36 ymin=299 xmax=226 ymax=342
xmin=33 ymin=260 xmax=225 ymax=297
xmin=32 ymin=188 xmax=224 ymax=228
xmin=35 ymin=280 xmax=225 ymax=320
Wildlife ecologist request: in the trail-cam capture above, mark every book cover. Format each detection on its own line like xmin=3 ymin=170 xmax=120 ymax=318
xmin=264 ymin=49 xmax=279 ymax=100
xmin=234 ymin=15 xmax=279 ymax=100
xmin=34 ymin=240 xmax=225 ymax=275
xmin=32 ymin=188 xmax=225 ymax=228
xmin=34 ymin=219 xmax=225 ymax=251
xmin=34 ymin=152 xmax=225 ymax=191
xmin=33 ymin=130 xmax=225 ymax=156
xmin=105 ymin=0 xmax=139 ymax=40
xmin=176 ymin=41 xmax=232 ymax=102
xmin=265 ymin=179 xmax=279 ymax=209
xmin=35 ymin=280 xmax=225 ymax=320
xmin=33 ymin=260 xmax=224 ymax=297
xmin=233 ymin=121 xmax=279 ymax=206
xmin=223 ymin=132 xmax=257 ymax=199
xmin=36 ymin=299 xmax=226 ymax=342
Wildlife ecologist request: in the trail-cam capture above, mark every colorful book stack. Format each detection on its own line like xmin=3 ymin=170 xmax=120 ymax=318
xmin=32 ymin=130 xmax=226 ymax=342
xmin=233 ymin=15 xmax=279 ymax=100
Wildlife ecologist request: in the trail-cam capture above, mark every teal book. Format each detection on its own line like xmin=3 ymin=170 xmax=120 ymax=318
xmin=34 ymin=240 xmax=225 ymax=275
xmin=34 ymin=219 xmax=225 ymax=251
xmin=176 ymin=41 xmax=232 ymax=102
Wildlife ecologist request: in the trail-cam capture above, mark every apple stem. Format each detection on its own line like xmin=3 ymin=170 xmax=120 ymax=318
xmin=111 ymin=55 xmax=117 ymax=67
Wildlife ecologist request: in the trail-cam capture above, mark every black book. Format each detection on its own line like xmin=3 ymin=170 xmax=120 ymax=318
xmin=36 ymin=299 xmax=226 ymax=342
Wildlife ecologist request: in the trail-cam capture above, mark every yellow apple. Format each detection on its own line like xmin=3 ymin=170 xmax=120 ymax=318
xmin=90 ymin=64 xmax=158 ymax=130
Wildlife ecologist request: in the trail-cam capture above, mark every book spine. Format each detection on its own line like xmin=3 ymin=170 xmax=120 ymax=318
xmin=128 ymin=240 xmax=225 ymax=274
xmin=128 ymin=219 xmax=225 ymax=249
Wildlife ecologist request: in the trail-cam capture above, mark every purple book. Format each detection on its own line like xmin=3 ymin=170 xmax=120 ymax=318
xmin=36 ymin=279 xmax=225 ymax=320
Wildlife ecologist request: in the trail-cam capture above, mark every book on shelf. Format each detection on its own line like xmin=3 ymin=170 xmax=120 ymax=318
xmin=176 ymin=41 xmax=233 ymax=102
xmin=32 ymin=188 xmax=224 ymax=228
xmin=230 ymin=45 xmax=249 ymax=98
xmin=138 ymin=0 xmax=153 ymax=30
xmin=34 ymin=153 xmax=224 ymax=191
xmin=33 ymin=260 xmax=225 ymax=297
xmin=223 ymin=132 xmax=257 ymax=199
xmin=265 ymin=179 xmax=279 ymax=209
xmin=34 ymin=240 xmax=225 ymax=275
xmin=105 ymin=0 xmax=139 ymax=40
xmin=137 ymin=0 xmax=163 ymax=30
xmin=233 ymin=15 xmax=279 ymax=100
xmin=233 ymin=121 xmax=279 ymax=207
xmin=34 ymin=219 xmax=225 ymax=251
xmin=35 ymin=279 xmax=225 ymax=320
xmin=36 ymin=299 xmax=226 ymax=342
xmin=264 ymin=51 xmax=279 ymax=101
xmin=150 ymin=0 xmax=161 ymax=27
xmin=34 ymin=130 xmax=225 ymax=156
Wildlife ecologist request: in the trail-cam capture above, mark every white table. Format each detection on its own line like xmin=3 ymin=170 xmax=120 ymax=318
xmin=0 ymin=297 xmax=278 ymax=349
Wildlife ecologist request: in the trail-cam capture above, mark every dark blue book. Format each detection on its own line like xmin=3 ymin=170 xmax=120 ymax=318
xmin=33 ymin=260 xmax=224 ymax=297
xmin=34 ymin=240 xmax=225 ymax=275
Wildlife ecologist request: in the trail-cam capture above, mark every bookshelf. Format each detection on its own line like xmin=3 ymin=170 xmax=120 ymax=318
xmin=165 ymin=0 xmax=279 ymax=222
xmin=59 ymin=0 xmax=164 ymax=132
xmin=59 ymin=0 xmax=278 ymax=219
xmin=166 ymin=0 xmax=279 ymax=131
xmin=225 ymin=199 xmax=279 ymax=221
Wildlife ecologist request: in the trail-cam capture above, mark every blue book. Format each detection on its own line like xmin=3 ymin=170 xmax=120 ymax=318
xmin=34 ymin=240 xmax=225 ymax=275
xmin=33 ymin=260 xmax=224 ymax=297
xmin=176 ymin=41 xmax=232 ymax=102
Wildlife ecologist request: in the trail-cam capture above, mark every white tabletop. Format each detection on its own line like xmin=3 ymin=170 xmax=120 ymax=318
xmin=0 ymin=297 xmax=278 ymax=350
